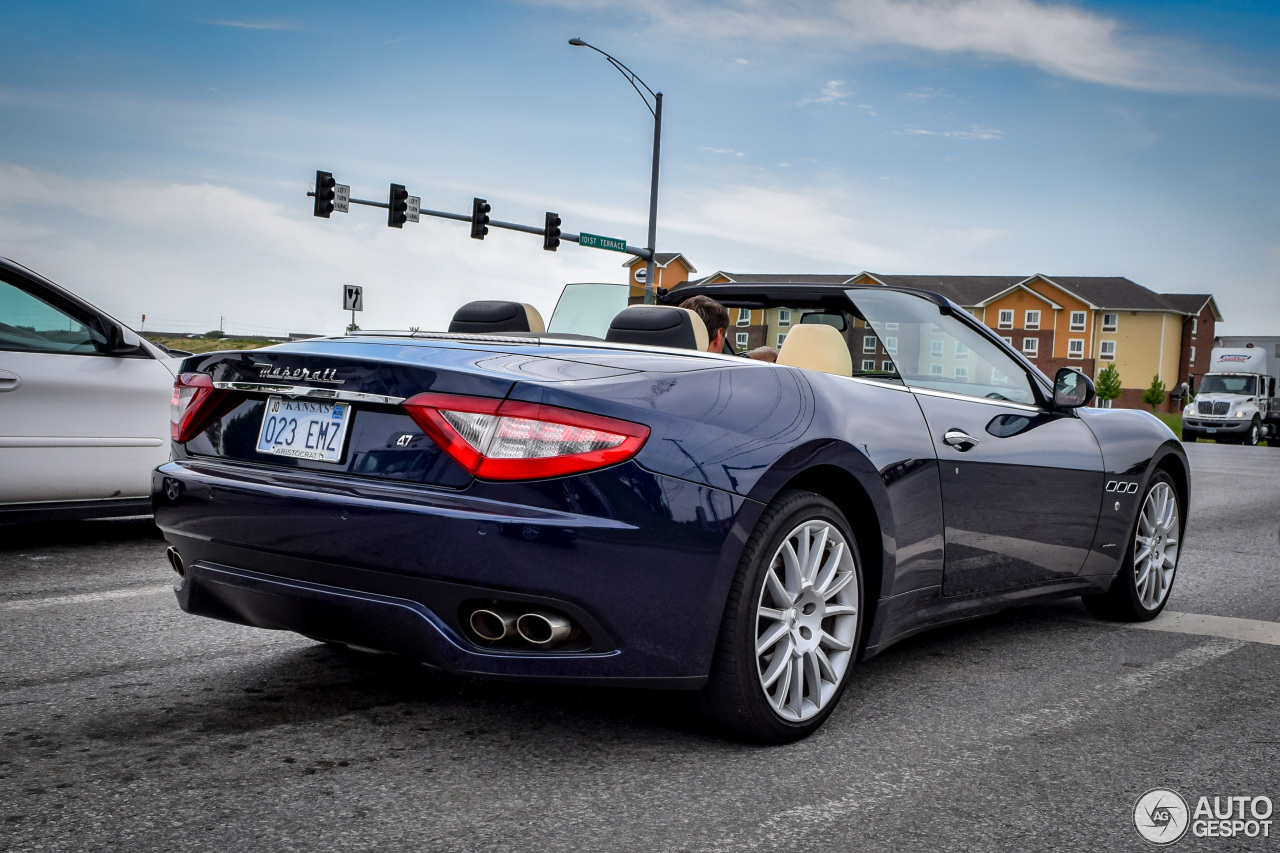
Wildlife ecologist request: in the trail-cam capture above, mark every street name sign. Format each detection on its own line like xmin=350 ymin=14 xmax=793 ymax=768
xmin=579 ymin=233 xmax=626 ymax=253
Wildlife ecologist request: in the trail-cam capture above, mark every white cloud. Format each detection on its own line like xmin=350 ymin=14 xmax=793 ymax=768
xmin=201 ymin=20 xmax=297 ymax=31
xmin=0 ymin=164 xmax=625 ymax=337
xmin=1110 ymin=107 xmax=1159 ymax=148
xmin=893 ymin=124 xmax=1003 ymax=139
xmin=799 ymin=80 xmax=852 ymax=107
xmin=700 ymin=146 xmax=746 ymax=157
xmin=530 ymin=0 xmax=1277 ymax=96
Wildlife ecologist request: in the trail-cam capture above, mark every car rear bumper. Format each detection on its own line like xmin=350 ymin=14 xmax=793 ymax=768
xmin=152 ymin=458 xmax=755 ymax=687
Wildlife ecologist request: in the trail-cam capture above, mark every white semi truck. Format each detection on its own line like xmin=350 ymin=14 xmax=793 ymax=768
xmin=1181 ymin=346 xmax=1280 ymax=445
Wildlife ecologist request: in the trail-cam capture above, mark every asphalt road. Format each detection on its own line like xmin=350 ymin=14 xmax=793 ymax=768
xmin=2 ymin=442 xmax=1279 ymax=852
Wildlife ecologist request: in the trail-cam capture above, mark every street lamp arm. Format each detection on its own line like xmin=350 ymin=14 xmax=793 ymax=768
xmin=569 ymin=38 xmax=658 ymax=117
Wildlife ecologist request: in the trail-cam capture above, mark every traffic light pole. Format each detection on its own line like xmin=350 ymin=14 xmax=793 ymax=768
xmin=308 ymin=190 xmax=654 ymax=261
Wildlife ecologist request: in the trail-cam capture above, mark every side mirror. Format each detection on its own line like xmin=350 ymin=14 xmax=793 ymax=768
xmin=1053 ymin=367 xmax=1095 ymax=409
xmin=106 ymin=323 xmax=144 ymax=355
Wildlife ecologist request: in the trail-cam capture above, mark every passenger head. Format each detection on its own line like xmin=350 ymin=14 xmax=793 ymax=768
xmin=682 ymin=295 xmax=730 ymax=353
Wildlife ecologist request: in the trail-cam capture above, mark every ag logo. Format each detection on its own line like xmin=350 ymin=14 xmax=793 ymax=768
xmin=1134 ymin=788 xmax=1189 ymax=845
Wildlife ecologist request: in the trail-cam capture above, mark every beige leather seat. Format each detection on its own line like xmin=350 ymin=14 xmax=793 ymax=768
xmin=776 ymin=324 xmax=853 ymax=377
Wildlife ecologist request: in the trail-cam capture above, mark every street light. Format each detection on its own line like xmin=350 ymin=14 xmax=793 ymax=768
xmin=569 ymin=37 xmax=663 ymax=305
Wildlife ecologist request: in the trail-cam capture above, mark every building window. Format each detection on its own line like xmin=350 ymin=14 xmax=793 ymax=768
xmin=1190 ymin=345 xmax=1196 ymax=364
xmin=777 ymin=309 xmax=792 ymax=327
xmin=1068 ymin=339 xmax=1084 ymax=359
xmin=930 ymin=340 xmax=944 ymax=357
xmin=930 ymin=363 xmax=944 ymax=376
xmin=1025 ymin=310 xmax=1040 ymax=330
xmin=735 ymin=332 xmax=749 ymax=350
xmin=954 ymin=366 xmax=969 ymax=381
xmin=885 ymin=336 xmax=898 ymax=354
xmin=776 ymin=333 xmax=787 ymax=348
xmin=861 ymin=359 xmax=875 ymax=371
xmin=1191 ymin=318 xmax=1198 ymax=336
xmin=954 ymin=342 xmax=969 ymax=359
xmin=882 ymin=360 xmax=895 ymax=372
xmin=1069 ymin=311 xmax=1086 ymax=331
xmin=1022 ymin=338 xmax=1039 ymax=358
xmin=1100 ymin=340 xmax=1116 ymax=360
xmin=1001 ymin=336 xmax=1013 ymax=345
xmin=1102 ymin=313 xmax=1118 ymax=332
xmin=737 ymin=308 xmax=751 ymax=327
xmin=863 ymin=336 xmax=877 ymax=353
xmin=998 ymin=310 xmax=1014 ymax=329
xmin=884 ymin=322 xmax=899 ymax=331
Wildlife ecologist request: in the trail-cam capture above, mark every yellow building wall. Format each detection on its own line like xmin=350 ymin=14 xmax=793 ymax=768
xmin=1099 ymin=312 xmax=1181 ymax=389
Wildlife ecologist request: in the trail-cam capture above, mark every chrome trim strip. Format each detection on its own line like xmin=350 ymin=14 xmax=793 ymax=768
xmin=212 ymin=382 xmax=406 ymax=405
xmin=907 ymin=385 xmax=1044 ymax=413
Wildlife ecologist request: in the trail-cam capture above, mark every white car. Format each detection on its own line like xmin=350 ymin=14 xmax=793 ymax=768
xmin=0 ymin=258 xmax=180 ymax=522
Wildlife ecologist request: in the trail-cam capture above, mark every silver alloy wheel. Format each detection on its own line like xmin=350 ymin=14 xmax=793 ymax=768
xmin=755 ymin=520 xmax=859 ymax=722
xmin=1134 ymin=482 xmax=1180 ymax=610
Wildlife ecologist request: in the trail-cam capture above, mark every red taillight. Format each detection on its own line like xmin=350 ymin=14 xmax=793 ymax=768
xmin=171 ymin=373 xmax=229 ymax=443
xmin=402 ymin=392 xmax=650 ymax=481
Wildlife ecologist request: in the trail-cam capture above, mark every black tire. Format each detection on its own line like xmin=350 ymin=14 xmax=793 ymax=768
xmin=1244 ymin=419 xmax=1261 ymax=446
xmin=1082 ymin=471 xmax=1181 ymax=621
xmin=698 ymin=489 xmax=864 ymax=744
xmin=1180 ymin=428 xmax=1197 ymax=443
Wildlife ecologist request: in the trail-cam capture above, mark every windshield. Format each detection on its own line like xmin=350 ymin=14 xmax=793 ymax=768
xmin=1200 ymin=374 xmax=1256 ymax=395
xmin=547 ymin=283 xmax=630 ymax=337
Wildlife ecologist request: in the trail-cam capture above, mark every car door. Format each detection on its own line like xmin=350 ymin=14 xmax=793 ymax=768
xmin=848 ymin=288 xmax=1104 ymax=596
xmin=0 ymin=270 xmax=175 ymax=506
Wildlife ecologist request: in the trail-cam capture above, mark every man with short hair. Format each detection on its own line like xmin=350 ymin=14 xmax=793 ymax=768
xmin=682 ymin=295 xmax=777 ymax=362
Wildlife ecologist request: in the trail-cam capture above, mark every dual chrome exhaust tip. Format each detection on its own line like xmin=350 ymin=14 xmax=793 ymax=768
xmin=469 ymin=607 xmax=573 ymax=647
xmin=165 ymin=546 xmax=185 ymax=577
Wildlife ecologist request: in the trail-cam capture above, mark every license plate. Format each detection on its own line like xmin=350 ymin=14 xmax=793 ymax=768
xmin=256 ymin=396 xmax=352 ymax=462
xmin=1206 ymin=427 xmax=1217 ymax=434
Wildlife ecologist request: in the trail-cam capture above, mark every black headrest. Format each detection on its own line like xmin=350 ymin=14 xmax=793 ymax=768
xmin=605 ymin=306 xmax=708 ymax=351
xmin=448 ymin=301 xmax=543 ymax=334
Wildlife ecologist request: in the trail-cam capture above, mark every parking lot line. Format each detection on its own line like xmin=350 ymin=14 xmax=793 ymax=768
xmin=0 ymin=585 xmax=172 ymax=611
xmin=1129 ymin=610 xmax=1280 ymax=646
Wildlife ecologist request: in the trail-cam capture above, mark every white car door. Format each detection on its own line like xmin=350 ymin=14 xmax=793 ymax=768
xmin=0 ymin=273 xmax=175 ymax=507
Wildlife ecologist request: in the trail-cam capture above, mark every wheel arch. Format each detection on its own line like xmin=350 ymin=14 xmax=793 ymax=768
xmin=744 ymin=440 xmax=894 ymax=659
xmin=1152 ymin=444 xmax=1190 ymax=535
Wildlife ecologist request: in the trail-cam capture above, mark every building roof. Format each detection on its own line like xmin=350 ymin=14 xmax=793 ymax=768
xmin=685 ymin=270 xmax=1220 ymax=318
xmin=622 ymin=252 xmax=696 ymax=273
xmin=1159 ymin=293 xmax=1223 ymax=321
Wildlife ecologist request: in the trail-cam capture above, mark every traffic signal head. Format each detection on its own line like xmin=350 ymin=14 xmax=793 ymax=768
xmin=470 ymin=197 xmax=491 ymax=240
xmin=543 ymin=212 xmax=562 ymax=252
xmin=389 ymin=184 xmax=408 ymax=228
xmin=314 ymin=170 xmax=336 ymax=218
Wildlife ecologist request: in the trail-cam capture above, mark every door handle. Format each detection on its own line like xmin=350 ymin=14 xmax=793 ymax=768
xmin=0 ymin=369 xmax=20 ymax=392
xmin=942 ymin=428 xmax=980 ymax=451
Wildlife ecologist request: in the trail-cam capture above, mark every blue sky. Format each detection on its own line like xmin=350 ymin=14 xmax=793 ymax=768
xmin=1 ymin=0 xmax=1277 ymax=335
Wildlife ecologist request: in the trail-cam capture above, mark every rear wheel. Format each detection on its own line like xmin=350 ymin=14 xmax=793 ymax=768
xmin=699 ymin=490 xmax=862 ymax=743
xmin=1082 ymin=472 xmax=1181 ymax=621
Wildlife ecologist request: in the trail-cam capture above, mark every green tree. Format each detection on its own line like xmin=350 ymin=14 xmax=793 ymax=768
xmin=1095 ymin=364 xmax=1122 ymax=408
xmin=345 ymin=321 xmax=360 ymax=334
xmin=1142 ymin=374 xmax=1167 ymax=411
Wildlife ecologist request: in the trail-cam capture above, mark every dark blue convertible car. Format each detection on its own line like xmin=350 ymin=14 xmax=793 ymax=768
xmin=153 ymin=283 xmax=1187 ymax=742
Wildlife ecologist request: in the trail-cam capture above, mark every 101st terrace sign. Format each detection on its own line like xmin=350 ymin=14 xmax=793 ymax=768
xmin=578 ymin=232 xmax=627 ymax=252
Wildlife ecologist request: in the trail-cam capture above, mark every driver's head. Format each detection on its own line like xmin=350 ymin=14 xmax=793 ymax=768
xmin=682 ymin=295 xmax=730 ymax=353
